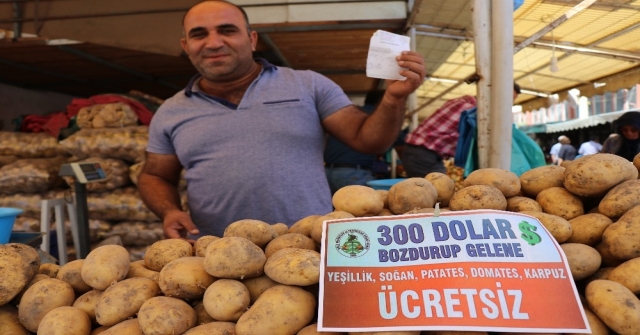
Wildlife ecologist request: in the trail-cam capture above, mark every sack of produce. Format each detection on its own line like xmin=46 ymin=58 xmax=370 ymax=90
xmin=59 ymin=126 xmax=148 ymax=163
xmin=0 ymin=157 xmax=68 ymax=194
xmin=13 ymin=216 xmax=110 ymax=243
xmin=0 ymin=155 xmax=19 ymax=168
xmin=63 ymin=157 xmax=130 ymax=192
xmin=0 ymin=131 xmax=68 ymax=158
xmin=77 ymin=102 xmax=138 ymax=129
xmin=87 ymin=187 xmax=158 ymax=222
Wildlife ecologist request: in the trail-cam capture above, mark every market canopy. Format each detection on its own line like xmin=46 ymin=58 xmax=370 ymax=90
xmin=0 ymin=0 xmax=639 ymax=121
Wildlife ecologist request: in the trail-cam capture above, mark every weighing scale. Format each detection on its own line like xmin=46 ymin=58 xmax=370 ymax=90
xmin=59 ymin=162 xmax=107 ymax=259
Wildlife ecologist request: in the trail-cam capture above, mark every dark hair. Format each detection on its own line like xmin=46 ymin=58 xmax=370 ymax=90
xmin=514 ymin=82 xmax=521 ymax=94
xmin=182 ymin=1 xmax=252 ymax=32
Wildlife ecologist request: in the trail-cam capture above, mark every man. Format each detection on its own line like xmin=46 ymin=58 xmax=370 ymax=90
xmin=137 ymin=1 xmax=426 ymax=239
xmin=577 ymin=135 xmax=602 ymax=157
xmin=556 ymin=135 xmax=577 ymax=166
xmin=403 ymin=83 xmax=520 ymax=178
xmin=549 ymin=137 xmax=563 ymax=164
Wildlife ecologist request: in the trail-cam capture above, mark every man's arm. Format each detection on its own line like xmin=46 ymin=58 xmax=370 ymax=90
xmin=138 ymin=152 xmax=199 ymax=239
xmin=322 ymin=51 xmax=426 ymax=154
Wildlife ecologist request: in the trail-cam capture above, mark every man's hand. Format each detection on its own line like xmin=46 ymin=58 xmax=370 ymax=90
xmin=385 ymin=51 xmax=426 ymax=101
xmin=163 ymin=210 xmax=200 ymax=241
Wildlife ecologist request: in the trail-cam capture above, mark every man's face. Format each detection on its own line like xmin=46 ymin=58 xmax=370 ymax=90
xmin=181 ymin=2 xmax=258 ymax=82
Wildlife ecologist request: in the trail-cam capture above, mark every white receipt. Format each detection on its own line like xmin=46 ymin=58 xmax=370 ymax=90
xmin=366 ymin=30 xmax=410 ymax=81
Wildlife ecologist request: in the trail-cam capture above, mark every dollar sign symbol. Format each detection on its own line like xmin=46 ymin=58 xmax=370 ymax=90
xmin=519 ymin=221 xmax=542 ymax=246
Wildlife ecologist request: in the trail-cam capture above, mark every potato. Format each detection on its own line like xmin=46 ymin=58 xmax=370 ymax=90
xmin=565 ymin=308 xmax=610 ymax=335
xmin=37 ymin=306 xmax=91 ymax=335
xmin=566 ymin=213 xmax=612 ymax=246
xmin=449 ymin=185 xmax=507 ymax=211
xmin=57 ymin=259 xmax=93 ymax=294
xmin=241 ymin=274 xmax=279 ymax=304
xmin=464 ymin=168 xmax=521 ymax=197
xmin=39 ymin=263 xmax=60 ymax=278
xmin=236 ymin=285 xmax=315 ymax=335
xmin=204 ymin=236 xmax=266 ymax=279
xmin=144 ymin=239 xmax=193 ymax=271
xmin=202 ymin=279 xmax=250 ymax=321
xmin=95 ymin=277 xmax=160 ymax=326
xmin=425 ymin=172 xmax=455 ymax=207
xmin=563 ymin=153 xmax=638 ymax=197
xmin=264 ymin=248 xmax=321 ymax=286
xmin=594 ymin=241 xmax=624 ymax=267
xmin=519 ymin=211 xmax=573 ymax=243
xmin=265 ymin=233 xmax=316 ymax=258
xmin=158 ymin=257 xmax=215 ymax=300
xmin=536 ymin=187 xmax=584 ymax=220
xmin=18 ymin=278 xmax=75 ymax=332
xmin=608 ymin=257 xmax=640 ymax=294
xmin=429 ymin=332 xmax=487 ymax=335
xmin=138 ymin=296 xmax=196 ymax=335
xmin=126 ymin=260 xmax=159 ymax=283
xmin=598 ymin=179 xmax=640 ymax=218
xmin=601 ymin=204 xmax=640 ymax=260
xmin=378 ymin=208 xmax=394 ymax=216
xmin=224 ymin=219 xmax=278 ymax=248
xmin=634 ymin=152 xmax=640 ymax=173
xmin=0 ymin=304 xmax=29 ymax=335
xmin=73 ymin=290 xmax=103 ymax=325
xmin=192 ymin=300 xmax=215 ymax=325
xmin=194 ymin=235 xmax=220 ymax=257
xmin=289 ymin=215 xmax=321 ymax=237
xmin=404 ymin=207 xmax=450 ymax=214
xmin=91 ymin=326 xmax=111 ymax=335
xmin=376 ymin=189 xmax=389 ymax=209
xmin=0 ymin=243 xmax=40 ymax=305
xmin=519 ymin=165 xmax=565 ymax=197
xmin=506 ymin=196 xmax=541 ymax=212
xmin=82 ymin=245 xmax=130 ymax=290
xmin=183 ymin=321 xmax=237 ymax=335
xmin=11 ymin=273 xmax=49 ymax=306
xmin=100 ymin=318 xmax=143 ymax=335
xmin=586 ymin=279 xmax=640 ymax=334
xmin=310 ymin=211 xmax=355 ymax=244
xmin=332 ymin=185 xmax=384 ymax=217
xmin=387 ymin=178 xmax=437 ymax=214
xmin=560 ymin=243 xmax=601 ymax=280
xmin=271 ymin=223 xmax=290 ymax=236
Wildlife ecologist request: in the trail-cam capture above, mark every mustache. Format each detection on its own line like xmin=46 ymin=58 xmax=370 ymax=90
xmin=202 ymin=47 xmax=228 ymax=57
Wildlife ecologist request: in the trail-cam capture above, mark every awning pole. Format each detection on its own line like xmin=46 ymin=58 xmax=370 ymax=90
xmin=489 ymin=0 xmax=513 ymax=170
xmin=472 ymin=0 xmax=491 ymax=169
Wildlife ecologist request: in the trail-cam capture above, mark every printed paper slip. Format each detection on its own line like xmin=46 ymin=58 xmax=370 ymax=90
xmin=318 ymin=210 xmax=590 ymax=333
xmin=366 ymin=30 xmax=410 ymax=81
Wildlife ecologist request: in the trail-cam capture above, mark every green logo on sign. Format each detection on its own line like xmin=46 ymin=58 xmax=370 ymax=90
xmin=335 ymin=229 xmax=370 ymax=258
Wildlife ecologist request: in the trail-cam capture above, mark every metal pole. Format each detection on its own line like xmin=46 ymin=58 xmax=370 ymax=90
xmin=489 ymin=0 xmax=513 ymax=170
xmin=74 ymin=181 xmax=91 ymax=259
xmin=472 ymin=0 xmax=491 ymax=169
xmin=408 ymin=27 xmax=419 ymax=131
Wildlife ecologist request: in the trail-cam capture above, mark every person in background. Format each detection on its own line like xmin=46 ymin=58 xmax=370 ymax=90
xmin=402 ymin=95 xmax=477 ymax=177
xmin=577 ymin=135 xmax=602 ymax=157
xmin=601 ymin=111 xmax=640 ymax=161
xmin=323 ymin=90 xmax=384 ymax=194
xmin=404 ymin=83 xmax=521 ymax=178
xmin=137 ymin=0 xmax=426 ymax=239
xmin=556 ymin=135 xmax=577 ymax=166
xmin=549 ymin=137 xmax=563 ymax=164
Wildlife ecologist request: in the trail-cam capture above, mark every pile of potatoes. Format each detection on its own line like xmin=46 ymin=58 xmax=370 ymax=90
xmin=3 ymin=152 xmax=640 ymax=334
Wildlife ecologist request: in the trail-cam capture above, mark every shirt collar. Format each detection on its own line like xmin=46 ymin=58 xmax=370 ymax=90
xmin=184 ymin=58 xmax=276 ymax=97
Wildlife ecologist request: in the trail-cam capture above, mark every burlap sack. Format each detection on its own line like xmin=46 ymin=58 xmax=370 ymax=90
xmin=86 ymin=187 xmax=158 ymax=222
xmin=0 ymin=131 xmax=68 ymax=158
xmin=0 ymin=189 xmax=68 ymax=219
xmin=76 ymin=102 xmax=138 ymax=129
xmin=102 ymin=221 xmax=163 ymax=246
xmin=0 ymin=157 xmax=68 ymax=194
xmin=59 ymin=126 xmax=148 ymax=163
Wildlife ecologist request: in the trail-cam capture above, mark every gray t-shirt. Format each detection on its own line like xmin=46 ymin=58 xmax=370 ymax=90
xmin=147 ymin=60 xmax=353 ymax=237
